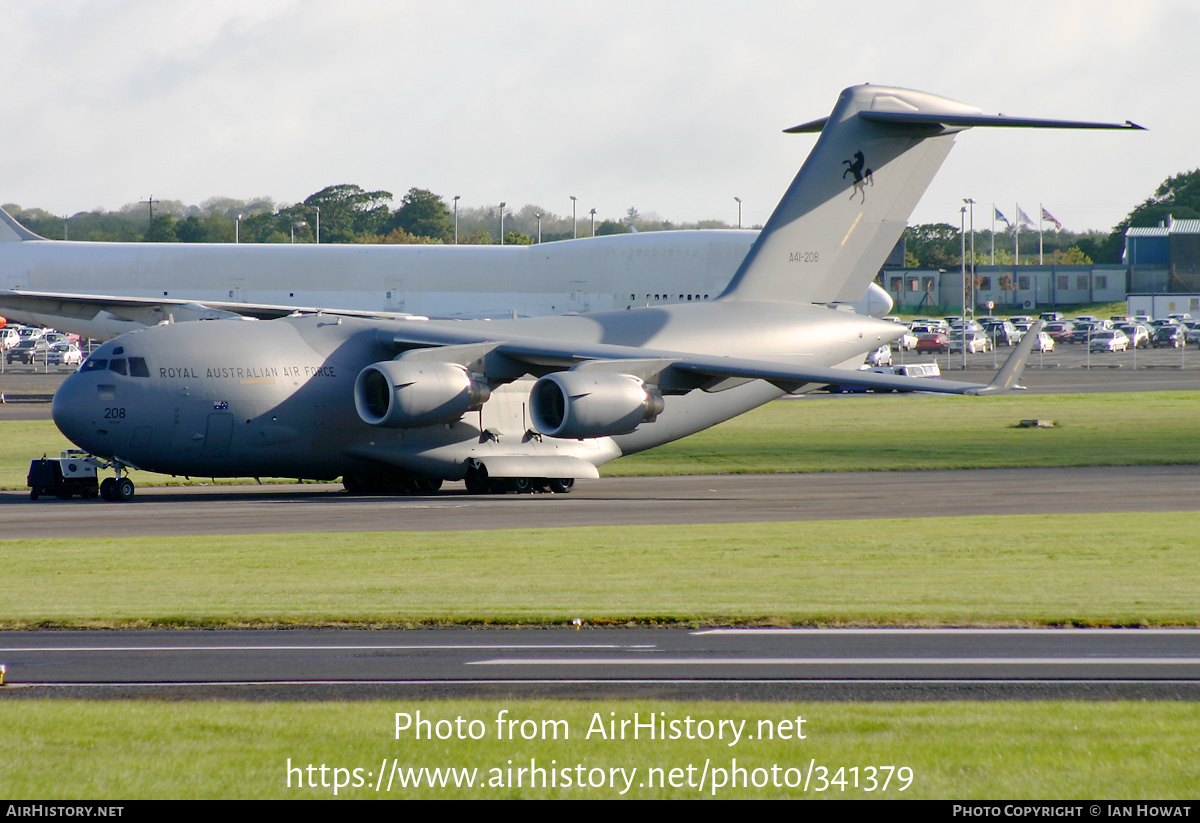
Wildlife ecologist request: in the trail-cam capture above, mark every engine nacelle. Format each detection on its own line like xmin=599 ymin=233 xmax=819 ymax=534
xmin=354 ymin=360 xmax=490 ymax=428
xmin=530 ymin=371 xmax=664 ymax=439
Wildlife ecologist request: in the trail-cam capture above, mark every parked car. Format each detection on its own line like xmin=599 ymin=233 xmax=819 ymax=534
xmin=44 ymin=343 xmax=83 ymax=366
xmin=1068 ymin=322 xmax=1105 ymax=344
xmin=1032 ymin=331 xmax=1055 ymax=352
xmin=983 ymin=320 xmax=1020 ymax=346
xmin=915 ymin=332 xmax=949 ymax=353
xmin=5 ymin=339 xmax=50 ymax=364
xmin=948 ymin=330 xmax=992 ymax=354
xmin=1152 ymin=325 xmax=1186 ymax=349
xmin=1044 ymin=321 xmax=1076 ymax=342
xmin=1088 ymin=330 xmax=1129 ymax=352
xmin=1116 ymin=323 xmax=1151 ymax=349
xmin=866 ymin=345 xmax=893 ymax=367
xmin=891 ymin=327 xmax=918 ymax=351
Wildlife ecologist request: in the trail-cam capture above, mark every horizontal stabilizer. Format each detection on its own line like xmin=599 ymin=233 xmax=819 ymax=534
xmin=857 ymin=110 xmax=1145 ymax=131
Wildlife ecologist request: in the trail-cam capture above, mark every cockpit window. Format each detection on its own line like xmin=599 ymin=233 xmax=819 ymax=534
xmin=109 ymin=358 xmax=128 ymax=375
xmin=128 ymin=357 xmax=150 ymax=378
xmin=81 ymin=358 xmax=108 ymax=372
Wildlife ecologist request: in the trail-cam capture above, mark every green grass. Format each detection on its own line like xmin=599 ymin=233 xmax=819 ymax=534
xmin=5 ymin=391 xmax=1200 ymax=488
xmin=1 ymin=700 xmax=1196 ymax=799
xmin=3 ymin=513 xmax=1198 ymax=628
xmin=607 ymin=391 xmax=1200 ymax=475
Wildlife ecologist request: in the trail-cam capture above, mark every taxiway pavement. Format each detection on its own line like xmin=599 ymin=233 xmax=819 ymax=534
xmin=2 ymin=465 xmax=1197 ymax=538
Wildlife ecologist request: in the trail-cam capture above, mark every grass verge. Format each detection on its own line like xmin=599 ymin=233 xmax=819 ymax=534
xmin=607 ymin=390 xmax=1200 ymax=475
xmin=1 ymin=700 xmax=1196 ymax=799
xmin=7 ymin=391 xmax=1198 ymax=489
xmin=3 ymin=513 xmax=1198 ymax=628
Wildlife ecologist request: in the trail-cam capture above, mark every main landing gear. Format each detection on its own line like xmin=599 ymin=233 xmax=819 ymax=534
xmin=342 ymin=474 xmax=444 ymax=496
xmin=462 ymin=463 xmax=574 ymax=495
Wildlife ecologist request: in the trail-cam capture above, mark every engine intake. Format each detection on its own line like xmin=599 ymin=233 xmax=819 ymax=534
xmin=530 ymin=371 xmax=664 ymax=439
xmin=354 ymin=360 xmax=490 ymax=428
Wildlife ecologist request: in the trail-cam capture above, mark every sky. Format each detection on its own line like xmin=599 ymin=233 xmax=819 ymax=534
xmin=1 ymin=0 xmax=1194 ymax=234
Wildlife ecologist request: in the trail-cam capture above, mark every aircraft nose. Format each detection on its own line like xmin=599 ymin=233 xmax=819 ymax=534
xmin=52 ymin=371 xmax=104 ymax=454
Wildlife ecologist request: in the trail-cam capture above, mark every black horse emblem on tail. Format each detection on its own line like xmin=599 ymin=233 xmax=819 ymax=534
xmin=842 ymin=150 xmax=874 ymax=203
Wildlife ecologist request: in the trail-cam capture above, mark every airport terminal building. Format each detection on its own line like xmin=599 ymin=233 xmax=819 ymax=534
xmin=879 ymin=219 xmax=1200 ymax=314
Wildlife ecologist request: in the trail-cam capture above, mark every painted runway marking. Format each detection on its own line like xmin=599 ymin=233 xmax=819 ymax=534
xmin=0 ymin=643 xmax=644 ymax=653
xmin=468 ymin=657 xmax=1200 ymax=666
xmin=692 ymin=628 xmax=1200 ymax=636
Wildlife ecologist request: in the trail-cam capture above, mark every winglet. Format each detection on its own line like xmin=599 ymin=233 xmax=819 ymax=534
xmin=0 ymin=205 xmax=48 ymax=242
xmin=965 ymin=321 xmax=1045 ymax=395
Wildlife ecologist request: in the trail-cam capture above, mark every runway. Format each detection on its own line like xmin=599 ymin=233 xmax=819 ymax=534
xmin=2 ymin=465 xmax=1199 ymax=538
xmin=3 ymin=628 xmax=1199 ymax=701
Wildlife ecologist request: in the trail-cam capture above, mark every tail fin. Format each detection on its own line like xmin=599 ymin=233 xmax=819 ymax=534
xmin=0 ymin=206 xmax=47 ymax=242
xmin=720 ymin=84 xmax=1142 ymax=306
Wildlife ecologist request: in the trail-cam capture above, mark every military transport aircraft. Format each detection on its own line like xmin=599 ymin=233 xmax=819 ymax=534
xmin=50 ymin=84 xmax=1139 ymax=500
xmin=0 ymin=207 xmax=893 ymax=339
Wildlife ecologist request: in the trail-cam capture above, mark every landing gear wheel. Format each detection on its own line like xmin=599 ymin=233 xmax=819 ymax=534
xmin=548 ymin=478 xmax=574 ymax=494
xmin=100 ymin=477 xmax=116 ymax=501
xmin=412 ymin=477 xmax=443 ymax=494
xmin=342 ymin=475 xmax=367 ymax=495
xmin=464 ymin=464 xmax=490 ymax=495
xmin=511 ymin=477 xmax=533 ymax=493
xmin=114 ymin=477 xmax=135 ymax=502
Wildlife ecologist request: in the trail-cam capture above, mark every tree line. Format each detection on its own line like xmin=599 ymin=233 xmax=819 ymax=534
xmin=3 ymin=186 xmax=745 ymax=246
xmin=6 ymin=169 xmax=1197 ymax=264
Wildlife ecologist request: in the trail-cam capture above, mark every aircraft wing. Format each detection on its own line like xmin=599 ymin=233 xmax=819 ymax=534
xmin=383 ymin=320 xmax=1045 ymax=397
xmin=0 ymin=289 xmax=424 ymax=326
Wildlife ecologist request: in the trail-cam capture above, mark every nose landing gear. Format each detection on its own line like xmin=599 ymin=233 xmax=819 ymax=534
xmin=99 ymin=474 xmax=135 ymax=502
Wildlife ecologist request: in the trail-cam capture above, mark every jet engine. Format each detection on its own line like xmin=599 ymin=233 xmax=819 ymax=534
xmin=530 ymin=371 xmax=664 ymax=439
xmin=354 ymin=360 xmax=490 ymax=428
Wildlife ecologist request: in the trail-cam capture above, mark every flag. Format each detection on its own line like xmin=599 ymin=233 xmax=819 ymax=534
xmin=1017 ymin=207 xmax=1035 ymax=227
xmin=1041 ymin=207 xmax=1063 ymax=230
xmin=994 ymin=207 xmax=1010 ymax=226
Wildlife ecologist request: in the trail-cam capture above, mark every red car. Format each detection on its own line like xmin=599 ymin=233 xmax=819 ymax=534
xmin=915 ymin=332 xmax=949 ymax=353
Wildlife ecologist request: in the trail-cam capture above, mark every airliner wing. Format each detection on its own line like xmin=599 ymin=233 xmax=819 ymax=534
xmin=0 ymin=288 xmax=423 ymax=327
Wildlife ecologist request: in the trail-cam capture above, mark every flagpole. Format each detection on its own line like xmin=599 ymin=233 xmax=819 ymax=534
xmin=1014 ymin=203 xmax=1019 ymax=266
xmin=1038 ymin=203 xmax=1044 ymax=265
xmin=991 ymin=204 xmax=996 ymax=265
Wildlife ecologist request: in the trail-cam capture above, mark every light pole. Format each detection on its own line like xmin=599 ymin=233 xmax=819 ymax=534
xmin=499 ymin=202 xmax=506 ymax=246
xmin=734 ymin=196 xmax=742 ymax=229
xmin=589 ymin=208 xmax=597 ymax=237
xmin=313 ymin=205 xmax=320 ymax=244
xmin=570 ymin=196 xmax=578 ymax=239
xmin=535 ymin=213 xmax=543 ymax=244
xmin=236 ymin=214 xmax=242 ymax=244
xmin=453 ymin=195 xmax=460 ymax=244
xmin=963 ymin=198 xmax=975 ymax=315
xmin=960 ymin=205 xmax=968 ymax=371
xmin=292 ymin=221 xmax=306 ymax=244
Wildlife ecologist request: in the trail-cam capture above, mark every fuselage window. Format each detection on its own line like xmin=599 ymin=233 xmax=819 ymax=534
xmin=109 ymin=358 xmax=128 ymax=375
xmin=81 ymin=358 xmax=108 ymax=372
xmin=128 ymin=357 xmax=150 ymax=378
